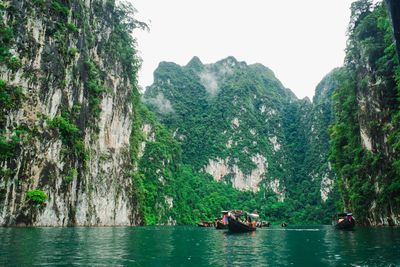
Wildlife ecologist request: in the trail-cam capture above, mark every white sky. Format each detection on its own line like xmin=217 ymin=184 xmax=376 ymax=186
xmin=131 ymin=0 xmax=354 ymax=99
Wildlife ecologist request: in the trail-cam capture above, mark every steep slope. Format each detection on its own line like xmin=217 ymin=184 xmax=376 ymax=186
xmin=330 ymin=0 xmax=400 ymax=225
xmin=146 ymin=57 xmax=296 ymax=193
xmin=144 ymin=56 xmax=338 ymax=223
xmin=304 ymin=70 xmax=339 ymax=204
xmin=0 ymin=0 xmax=149 ymax=226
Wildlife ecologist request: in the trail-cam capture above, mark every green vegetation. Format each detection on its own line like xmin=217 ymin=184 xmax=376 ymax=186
xmin=51 ymin=0 xmax=69 ymax=16
xmin=0 ymin=80 xmax=24 ymax=117
xmin=68 ymin=47 xmax=78 ymax=57
xmin=103 ymin=2 xmax=148 ymax=81
xmin=64 ymin=168 xmax=78 ymax=183
xmin=85 ymin=60 xmax=106 ymax=118
xmin=0 ymin=1 xmax=26 ymax=173
xmin=7 ymin=56 xmax=22 ymax=71
xmin=144 ymin=57 xmax=338 ymax=224
xmin=32 ymin=0 xmax=46 ymax=6
xmin=47 ymin=111 xmax=88 ymax=162
xmin=168 ymin=165 xmax=335 ymax=225
xmin=66 ymin=23 xmax=78 ymax=33
xmin=26 ymin=189 xmax=48 ymax=205
xmin=330 ymin=0 xmax=400 ymax=223
xmin=0 ymin=132 xmax=22 ymax=161
xmin=0 ymin=5 xmax=13 ymax=65
xmin=0 ymin=80 xmax=25 ymax=162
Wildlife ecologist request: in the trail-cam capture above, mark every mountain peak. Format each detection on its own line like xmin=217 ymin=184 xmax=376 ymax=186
xmin=186 ymin=56 xmax=203 ymax=70
xmin=216 ymin=56 xmax=240 ymax=66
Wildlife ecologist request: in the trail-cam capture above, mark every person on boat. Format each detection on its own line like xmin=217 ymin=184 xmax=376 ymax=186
xmin=338 ymin=213 xmax=345 ymax=223
xmin=222 ymin=213 xmax=228 ymax=225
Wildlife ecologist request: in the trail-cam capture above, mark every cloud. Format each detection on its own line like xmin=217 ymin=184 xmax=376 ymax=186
xmin=198 ymin=70 xmax=219 ymax=96
xmin=144 ymin=93 xmax=174 ymax=114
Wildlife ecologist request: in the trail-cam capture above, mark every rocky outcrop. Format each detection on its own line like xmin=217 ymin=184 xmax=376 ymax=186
xmin=204 ymin=154 xmax=267 ymax=192
xmin=329 ymin=2 xmax=400 ymax=225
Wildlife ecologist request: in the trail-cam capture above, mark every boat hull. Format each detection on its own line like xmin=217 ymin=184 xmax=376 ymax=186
xmin=228 ymin=218 xmax=256 ymax=233
xmin=215 ymin=221 xmax=228 ymax=230
xmin=257 ymin=222 xmax=270 ymax=228
xmin=335 ymin=218 xmax=355 ymax=230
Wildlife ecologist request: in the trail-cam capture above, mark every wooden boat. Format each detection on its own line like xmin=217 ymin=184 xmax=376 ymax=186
xmin=197 ymin=221 xmax=214 ymax=227
xmin=227 ymin=210 xmax=258 ymax=233
xmin=257 ymin=221 xmax=270 ymax=228
xmin=334 ymin=213 xmax=355 ymax=230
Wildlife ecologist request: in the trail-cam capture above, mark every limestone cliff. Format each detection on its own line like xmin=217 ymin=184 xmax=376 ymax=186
xmin=330 ymin=1 xmax=400 ymax=225
xmin=0 ymin=0 xmax=146 ymax=226
xmin=304 ymin=70 xmax=338 ymax=203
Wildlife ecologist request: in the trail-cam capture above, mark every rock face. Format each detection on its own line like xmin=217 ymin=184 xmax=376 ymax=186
xmin=0 ymin=0 xmax=145 ymax=226
xmin=329 ymin=1 xmax=400 ymax=225
xmin=204 ymin=154 xmax=267 ymax=192
xmin=144 ymin=56 xmax=337 ymax=212
xmin=305 ymin=70 xmax=338 ymax=203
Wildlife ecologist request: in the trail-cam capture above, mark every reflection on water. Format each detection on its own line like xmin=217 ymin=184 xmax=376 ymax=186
xmin=0 ymin=226 xmax=399 ymax=266
xmin=324 ymin=227 xmax=400 ymax=266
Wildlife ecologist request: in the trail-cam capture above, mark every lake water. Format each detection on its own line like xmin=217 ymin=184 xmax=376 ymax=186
xmin=0 ymin=225 xmax=399 ymax=266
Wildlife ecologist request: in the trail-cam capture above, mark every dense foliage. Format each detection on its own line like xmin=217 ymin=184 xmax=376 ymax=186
xmin=26 ymin=189 xmax=48 ymax=205
xmin=144 ymin=57 xmax=338 ymax=224
xmin=330 ymin=0 xmax=400 ymax=224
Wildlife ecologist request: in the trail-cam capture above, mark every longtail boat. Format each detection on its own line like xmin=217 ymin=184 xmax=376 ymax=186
xmin=227 ymin=210 xmax=258 ymax=233
xmin=197 ymin=221 xmax=214 ymax=227
xmin=334 ymin=213 xmax=355 ymax=230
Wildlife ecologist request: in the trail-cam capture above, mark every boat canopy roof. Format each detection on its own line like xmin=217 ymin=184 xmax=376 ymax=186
xmin=229 ymin=210 xmax=260 ymax=218
xmin=248 ymin=213 xmax=260 ymax=218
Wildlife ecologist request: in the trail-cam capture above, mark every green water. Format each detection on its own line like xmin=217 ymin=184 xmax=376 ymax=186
xmin=0 ymin=225 xmax=399 ymax=266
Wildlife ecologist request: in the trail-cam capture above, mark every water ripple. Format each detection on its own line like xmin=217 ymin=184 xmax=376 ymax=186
xmin=0 ymin=225 xmax=399 ymax=266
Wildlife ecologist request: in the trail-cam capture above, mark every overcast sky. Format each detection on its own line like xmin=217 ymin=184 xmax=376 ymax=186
xmin=131 ymin=0 xmax=354 ymax=99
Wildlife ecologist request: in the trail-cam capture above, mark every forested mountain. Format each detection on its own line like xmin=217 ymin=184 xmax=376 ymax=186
xmin=330 ymin=0 xmax=400 ymax=225
xmin=144 ymin=56 xmax=338 ymax=224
